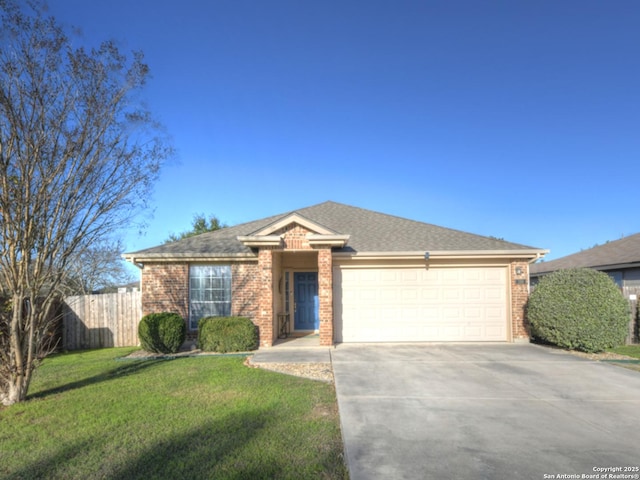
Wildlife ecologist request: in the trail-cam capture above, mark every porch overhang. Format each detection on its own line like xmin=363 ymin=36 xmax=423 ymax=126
xmin=236 ymin=235 xmax=282 ymax=247
xmin=237 ymin=233 xmax=350 ymax=249
xmin=307 ymin=234 xmax=350 ymax=248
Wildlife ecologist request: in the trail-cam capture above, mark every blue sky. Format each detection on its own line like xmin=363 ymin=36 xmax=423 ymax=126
xmin=47 ymin=0 xmax=640 ymax=265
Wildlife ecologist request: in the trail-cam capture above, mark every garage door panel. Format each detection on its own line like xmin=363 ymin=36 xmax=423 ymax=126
xmin=420 ymin=287 xmax=440 ymax=301
xmin=484 ymin=288 xmax=505 ymax=300
xmin=486 ymin=307 xmax=505 ymax=320
xmin=442 ymin=288 xmax=462 ymax=301
xmin=400 ymin=270 xmax=418 ymax=282
xmin=401 ymin=289 xmax=419 ymax=301
xmin=463 ymin=307 xmax=482 ymax=319
xmin=486 ymin=325 xmax=504 ymax=337
xmin=382 ymin=270 xmax=401 ymax=282
xmin=381 ymin=288 xmax=400 ymax=301
xmin=335 ymin=266 xmax=508 ymax=342
xmin=464 ymin=289 xmax=482 ymax=301
xmin=483 ymin=268 xmax=506 ymax=283
xmin=358 ymin=289 xmax=377 ymax=301
xmin=465 ymin=325 xmax=482 ymax=337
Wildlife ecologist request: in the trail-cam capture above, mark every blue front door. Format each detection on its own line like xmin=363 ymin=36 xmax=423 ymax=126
xmin=294 ymin=272 xmax=319 ymax=330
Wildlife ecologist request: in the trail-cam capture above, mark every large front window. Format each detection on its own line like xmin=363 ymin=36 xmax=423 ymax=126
xmin=189 ymin=265 xmax=231 ymax=330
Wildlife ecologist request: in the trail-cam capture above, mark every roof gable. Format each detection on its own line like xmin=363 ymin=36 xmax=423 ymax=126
xmin=250 ymin=212 xmax=338 ymax=236
xmin=236 ymin=212 xmax=350 ymax=249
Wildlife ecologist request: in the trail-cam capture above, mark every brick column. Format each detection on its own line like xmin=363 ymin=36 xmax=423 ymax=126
xmin=257 ymin=248 xmax=274 ymax=347
xmin=511 ymin=260 xmax=530 ymax=342
xmin=317 ymin=248 xmax=333 ymax=346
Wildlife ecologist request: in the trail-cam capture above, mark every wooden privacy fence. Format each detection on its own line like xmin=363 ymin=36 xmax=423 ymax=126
xmin=623 ymin=286 xmax=640 ymax=345
xmin=63 ymin=291 xmax=141 ymax=350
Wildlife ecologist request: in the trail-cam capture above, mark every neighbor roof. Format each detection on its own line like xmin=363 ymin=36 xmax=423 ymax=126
xmin=530 ymin=232 xmax=640 ymax=276
xmin=125 ymin=201 xmax=545 ymax=261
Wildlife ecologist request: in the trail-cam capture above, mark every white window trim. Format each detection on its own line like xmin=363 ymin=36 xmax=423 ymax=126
xmin=189 ymin=265 xmax=232 ymax=330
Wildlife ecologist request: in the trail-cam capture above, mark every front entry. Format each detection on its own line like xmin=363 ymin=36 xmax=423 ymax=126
xmin=294 ymin=272 xmax=319 ymax=331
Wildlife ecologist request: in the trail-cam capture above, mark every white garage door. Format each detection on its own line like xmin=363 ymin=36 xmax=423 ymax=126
xmin=334 ymin=266 xmax=508 ymax=342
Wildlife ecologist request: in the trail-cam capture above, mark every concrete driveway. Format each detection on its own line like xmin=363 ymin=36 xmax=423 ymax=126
xmin=331 ymin=343 xmax=640 ymax=480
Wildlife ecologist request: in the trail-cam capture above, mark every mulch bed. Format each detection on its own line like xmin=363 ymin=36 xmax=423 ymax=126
xmin=123 ymin=349 xmax=334 ymax=383
xmin=567 ymin=350 xmax=638 ymax=361
xmin=245 ymin=357 xmax=334 ymax=383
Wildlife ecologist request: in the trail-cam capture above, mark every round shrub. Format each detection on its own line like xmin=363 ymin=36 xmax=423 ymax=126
xmin=527 ymin=268 xmax=629 ymax=353
xmin=138 ymin=312 xmax=186 ymax=354
xmin=198 ymin=316 xmax=258 ymax=353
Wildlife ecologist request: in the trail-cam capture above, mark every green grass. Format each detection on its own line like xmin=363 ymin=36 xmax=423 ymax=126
xmin=0 ymin=348 xmax=348 ymax=479
xmin=607 ymin=345 xmax=640 ymax=359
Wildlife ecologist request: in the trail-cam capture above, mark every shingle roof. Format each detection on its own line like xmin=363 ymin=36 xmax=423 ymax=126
xmin=530 ymin=232 xmax=640 ymax=276
xmin=126 ymin=201 xmax=543 ymax=259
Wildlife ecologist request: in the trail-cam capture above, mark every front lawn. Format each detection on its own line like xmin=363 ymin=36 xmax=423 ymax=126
xmin=608 ymin=345 xmax=640 ymax=359
xmin=0 ymin=348 xmax=348 ymax=479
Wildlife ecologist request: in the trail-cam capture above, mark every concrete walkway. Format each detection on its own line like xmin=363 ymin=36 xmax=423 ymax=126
xmin=330 ymin=343 xmax=640 ymax=480
xmin=250 ymin=346 xmax=331 ymax=364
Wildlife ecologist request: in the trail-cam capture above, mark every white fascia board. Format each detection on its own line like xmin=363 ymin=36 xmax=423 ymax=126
xmin=236 ymin=235 xmax=282 ymax=247
xmin=123 ymin=252 xmax=258 ymax=264
xmin=307 ymin=234 xmax=350 ymax=247
xmin=429 ymin=249 xmax=549 ymax=260
xmin=332 ymin=249 xmax=549 ymax=261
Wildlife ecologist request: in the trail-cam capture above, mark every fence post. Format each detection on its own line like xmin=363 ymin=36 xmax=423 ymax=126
xmin=628 ymin=298 xmax=636 ymax=345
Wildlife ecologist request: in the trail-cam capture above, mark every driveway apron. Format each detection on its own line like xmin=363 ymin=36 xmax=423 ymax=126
xmin=331 ymin=343 xmax=640 ymax=480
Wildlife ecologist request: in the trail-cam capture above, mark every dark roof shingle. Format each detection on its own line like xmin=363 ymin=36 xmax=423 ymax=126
xmin=530 ymin=232 xmax=640 ymax=276
xmin=127 ymin=201 xmax=542 ymax=258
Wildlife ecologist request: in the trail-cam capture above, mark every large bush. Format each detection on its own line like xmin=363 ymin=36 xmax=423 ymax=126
xmin=138 ymin=312 xmax=186 ymax=354
xmin=198 ymin=317 xmax=258 ymax=353
xmin=527 ymin=268 xmax=629 ymax=352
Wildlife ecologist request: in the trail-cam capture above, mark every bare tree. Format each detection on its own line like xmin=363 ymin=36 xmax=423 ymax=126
xmin=0 ymin=1 xmax=170 ymax=405
xmin=64 ymin=238 xmax=136 ymax=294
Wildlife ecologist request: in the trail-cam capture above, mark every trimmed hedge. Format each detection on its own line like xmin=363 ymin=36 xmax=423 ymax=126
xmin=527 ymin=268 xmax=629 ymax=353
xmin=138 ymin=312 xmax=186 ymax=354
xmin=198 ymin=316 xmax=258 ymax=353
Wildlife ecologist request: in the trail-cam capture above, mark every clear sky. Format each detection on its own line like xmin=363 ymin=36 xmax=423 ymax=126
xmin=46 ymin=0 xmax=640 ymax=266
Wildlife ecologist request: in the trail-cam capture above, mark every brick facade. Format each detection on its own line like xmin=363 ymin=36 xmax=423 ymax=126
xmin=139 ymin=232 xmax=534 ymax=347
xmin=278 ymin=224 xmax=313 ymax=250
xmin=510 ymin=260 xmax=531 ymax=341
xmin=231 ymin=263 xmax=259 ymax=319
xmin=141 ymin=261 xmax=261 ymax=339
xmin=141 ymin=263 xmax=189 ymax=320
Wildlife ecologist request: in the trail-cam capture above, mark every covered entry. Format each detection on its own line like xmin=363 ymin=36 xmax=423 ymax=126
xmin=273 ymin=251 xmax=322 ymax=338
xmin=293 ymin=272 xmax=319 ymax=331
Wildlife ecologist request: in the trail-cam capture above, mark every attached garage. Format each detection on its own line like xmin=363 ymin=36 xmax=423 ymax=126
xmin=334 ymin=265 xmax=509 ymax=343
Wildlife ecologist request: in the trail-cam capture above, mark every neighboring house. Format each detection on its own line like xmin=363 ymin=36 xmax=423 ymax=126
xmin=124 ymin=201 xmax=547 ymax=347
xmin=529 ymin=233 xmax=640 ymax=296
